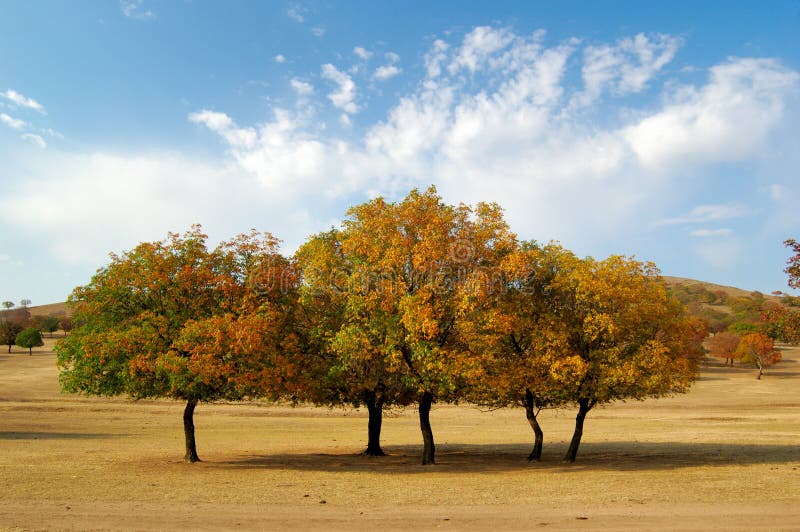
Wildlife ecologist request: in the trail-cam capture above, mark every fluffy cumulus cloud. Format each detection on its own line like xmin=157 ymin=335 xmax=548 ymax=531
xmin=354 ymin=46 xmax=372 ymax=60
xmin=373 ymin=65 xmax=401 ymax=81
xmin=181 ymin=25 xmax=798 ymax=254
xmin=625 ymin=58 xmax=799 ymax=169
xmin=290 ymin=78 xmax=314 ymax=96
xmin=321 ymin=64 xmax=359 ymax=113
xmin=2 ymin=25 xmax=798 ymax=289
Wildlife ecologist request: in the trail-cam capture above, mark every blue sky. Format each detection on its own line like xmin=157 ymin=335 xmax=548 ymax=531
xmin=1 ymin=1 xmax=799 ymax=305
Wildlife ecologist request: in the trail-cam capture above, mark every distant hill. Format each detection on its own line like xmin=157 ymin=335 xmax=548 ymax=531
xmin=27 ymin=302 xmax=71 ymax=318
xmin=662 ymin=276 xmax=781 ymax=303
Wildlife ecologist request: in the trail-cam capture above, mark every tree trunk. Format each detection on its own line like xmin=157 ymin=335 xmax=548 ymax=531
xmin=7 ymin=344 xmax=11 ymax=353
xmin=563 ymin=398 xmax=593 ymax=463
xmin=419 ymin=391 xmax=435 ymax=465
xmin=183 ymin=399 xmax=200 ymax=463
xmin=363 ymin=390 xmax=386 ymax=456
xmin=757 ymin=360 xmax=763 ymax=380
xmin=28 ymin=347 xmax=32 ymax=355
xmin=524 ymin=389 xmax=544 ymax=461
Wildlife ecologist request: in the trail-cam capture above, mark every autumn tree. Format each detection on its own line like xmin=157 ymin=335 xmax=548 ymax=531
xmin=459 ymin=242 xmax=580 ymax=461
xmin=553 ymin=256 xmax=704 ymax=463
xmin=785 ymin=239 xmax=800 ymax=288
xmin=60 ymin=316 xmax=73 ymax=336
xmin=1 ymin=321 xmax=23 ymax=353
xmin=736 ymin=332 xmax=781 ymax=380
xmin=297 ymin=188 xmax=516 ymax=464
xmin=56 ymin=226 xmax=295 ymax=462
xmin=16 ymin=327 xmax=43 ymax=355
xmin=706 ymin=331 xmax=741 ymax=366
xmin=760 ymin=303 xmax=800 ymax=344
xmin=295 ymin=229 xmax=414 ymax=457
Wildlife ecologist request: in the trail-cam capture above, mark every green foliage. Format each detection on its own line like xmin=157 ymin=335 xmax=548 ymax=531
xmin=38 ymin=315 xmax=60 ymax=337
xmin=728 ymin=322 xmax=760 ymax=335
xmin=16 ymin=327 xmax=43 ymax=354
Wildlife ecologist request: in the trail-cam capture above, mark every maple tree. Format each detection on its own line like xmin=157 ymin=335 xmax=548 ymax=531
xmin=736 ymin=332 xmax=781 ymax=380
xmin=706 ymin=331 xmax=741 ymax=366
xmin=551 ymin=255 xmax=704 ymax=462
xmin=56 ymin=226 xmax=295 ymax=462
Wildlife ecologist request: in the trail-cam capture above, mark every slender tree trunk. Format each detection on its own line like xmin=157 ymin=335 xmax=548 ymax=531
xmin=524 ymin=389 xmax=544 ymax=461
xmin=419 ymin=391 xmax=435 ymax=465
xmin=183 ymin=399 xmax=200 ymax=463
xmin=7 ymin=344 xmax=11 ymax=353
xmin=363 ymin=390 xmax=386 ymax=456
xmin=28 ymin=347 xmax=32 ymax=355
xmin=757 ymin=360 xmax=763 ymax=380
xmin=563 ymin=398 xmax=593 ymax=463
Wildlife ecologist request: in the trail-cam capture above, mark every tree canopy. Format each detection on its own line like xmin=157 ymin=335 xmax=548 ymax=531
xmin=56 ymin=189 xmax=706 ymax=465
xmin=16 ymin=327 xmax=43 ymax=355
xmin=56 ymin=226 xmax=296 ymax=462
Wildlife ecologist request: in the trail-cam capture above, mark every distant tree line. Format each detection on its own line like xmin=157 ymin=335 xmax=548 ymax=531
xmin=56 ymin=188 xmax=707 ymax=464
xmin=1 ymin=299 xmax=71 ymax=354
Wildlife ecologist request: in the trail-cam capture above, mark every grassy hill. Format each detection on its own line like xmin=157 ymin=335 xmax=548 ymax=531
xmin=27 ymin=301 xmax=71 ymax=318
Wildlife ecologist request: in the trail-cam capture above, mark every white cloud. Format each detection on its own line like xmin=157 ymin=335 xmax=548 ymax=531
xmin=287 ymin=4 xmax=306 ymax=22
xmin=625 ymin=58 xmax=799 ymax=169
xmin=448 ymin=26 xmax=515 ymax=74
xmin=0 ymin=150 xmax=340 ymax=266
xmin=290 ymin=78 xmax=315 ymax=96
xmin=572 ymin=33 xmax=682 ymax=109
xmin=657 ymin=204 xmax=754 ymax=226
xmin=690 ymin=228 xmax=734 ymax=238
xmin=274 ymin=54 xmax=286 ymax=64
xmin=185 ymin=28 xmax=798 ymax=253
xmin=1 ymin=89 xmax=46 ymax=114
xmin=373 ymin=65 xmax=402 ymax=81
xmin=385 ymin=52 xmax=400 ymax=63
xmin=354 ymin=47 xmax=372 ymax=60
xmin=21 ymin=133 xmax=46 ymax=149
xmin=1 ymin=113 xmax=27 ymax=130
xmin=321 ymin=64 xmax=359 ymax=114
xmin=424 ymin=39 xmax=449 ymax=79
xmin=120 ymin=0 xmax=154 ymax=20
xmin=0 ymin=254 xmax=9 ymax=263
xmin=311 ymin=26 xmax=325 ymax=37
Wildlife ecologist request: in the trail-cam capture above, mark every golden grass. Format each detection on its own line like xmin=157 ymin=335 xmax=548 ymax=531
xmin=1 ymin=338 xmax=799 ymax=530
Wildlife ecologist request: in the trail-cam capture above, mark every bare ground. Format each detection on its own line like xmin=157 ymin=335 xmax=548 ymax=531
xmin=1 ymin=338 xmax=799 ymax=530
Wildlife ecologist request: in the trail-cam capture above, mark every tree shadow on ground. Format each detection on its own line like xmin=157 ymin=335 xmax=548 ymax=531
xmin=214 ymin=441 xmax=800 ymax=474
xmin=0 ymin=431 xmax=126 ymax=440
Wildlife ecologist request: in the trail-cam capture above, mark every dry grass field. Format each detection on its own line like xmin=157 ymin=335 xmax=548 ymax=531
xmin=1 ymin=336 xmax=799 ymax=530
